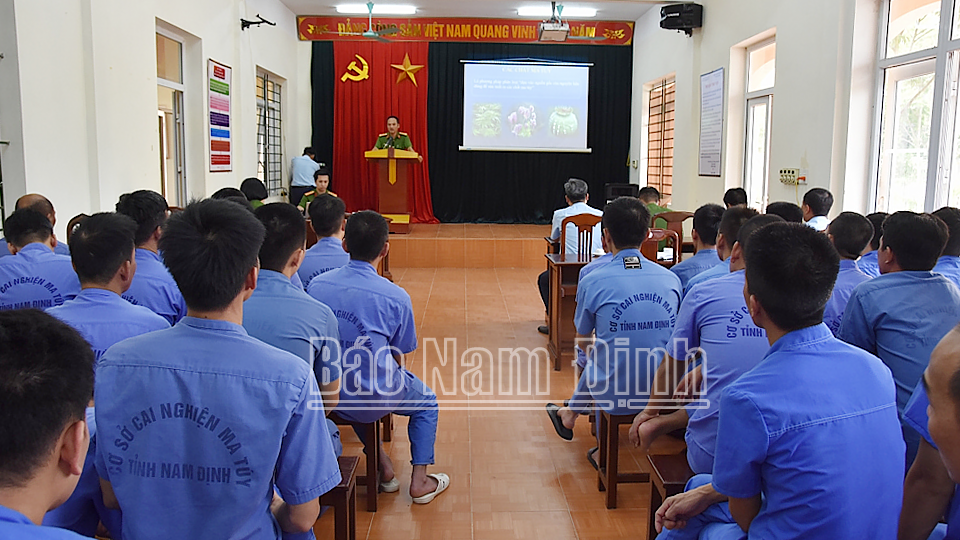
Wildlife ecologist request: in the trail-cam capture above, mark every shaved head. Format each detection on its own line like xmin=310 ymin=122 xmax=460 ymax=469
xmin=15 ymin=194 xmax=56 ymax=226
xmin=925 ymin=327 xmax=960 ymax=482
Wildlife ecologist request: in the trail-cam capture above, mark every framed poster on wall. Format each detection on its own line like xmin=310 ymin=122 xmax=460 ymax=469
xmin=208 ymin=60 xmax=232 ymax=172
xmin=699 ymin=67 xmax=724 ymax=177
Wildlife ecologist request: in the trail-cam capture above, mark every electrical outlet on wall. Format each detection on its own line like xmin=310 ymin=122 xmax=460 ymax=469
xmin=779 ymin=168 xmax=807 ymax=185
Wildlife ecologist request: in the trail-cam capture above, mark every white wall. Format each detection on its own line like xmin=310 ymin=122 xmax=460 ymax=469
xmin=630 ymin=0 xmax=881 ymax=216
xmin=0 ymin=0 xmax=313 ymax=239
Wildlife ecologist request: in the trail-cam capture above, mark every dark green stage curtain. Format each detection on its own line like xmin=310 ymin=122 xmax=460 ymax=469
xmin=311 ymin=41 xmax=335 ymax=167
xmin=426 ymin=42 xmax=633 ymax=223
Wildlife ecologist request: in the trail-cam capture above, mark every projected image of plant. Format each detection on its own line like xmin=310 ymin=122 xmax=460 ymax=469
xmin=508 ymin=105 xmax=537 ymax=138
xmin=472 ymin=103 xmax=502 ymax=138
xmin=549 ymin=106 xmax=579 ymax=136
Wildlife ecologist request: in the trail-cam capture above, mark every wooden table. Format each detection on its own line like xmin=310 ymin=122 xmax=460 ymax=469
xmin=546 ymin=253 xmax=590 ymax=371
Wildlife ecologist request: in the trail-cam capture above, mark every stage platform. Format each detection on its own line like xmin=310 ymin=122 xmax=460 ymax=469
xmin=388 ymin=223 xmax=551 ymax=269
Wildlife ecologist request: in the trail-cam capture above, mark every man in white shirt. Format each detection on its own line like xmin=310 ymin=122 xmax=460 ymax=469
xmin=537 ymin=178 xmax=602 ymax=334
xmin=802 ymin=188 xmax=834 ymax=232
xmin=290 ymin=147 xmax=321 ymax=205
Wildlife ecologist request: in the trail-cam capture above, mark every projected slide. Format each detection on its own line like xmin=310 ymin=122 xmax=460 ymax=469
xmin=461 ymin=62 xmax=591 ymax=152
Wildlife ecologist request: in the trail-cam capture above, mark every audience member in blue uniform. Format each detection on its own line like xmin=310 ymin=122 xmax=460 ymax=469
xmin=299 ymin=194 xmax=350 ymax=288
xmin=934 ymin=207 xmax=960 ymax=289
xmin=629 ymin=215 xmax=780 ymax=475
xmin=47 ymin=212 xmax=169 ymax=361
xmin=94 ymin=199 xmax=341 ymax=539
xmin=115 ymin=190 xmax=186 ymax=325
xmin=0 ymin=194 xmax=70 ymax=258
xmin=899 ymin=364 xmax=960 ymax=540
xmin=822 ymin=212 xmax=873 ymax=336
xmin=901 ymin=327 xmax=960 ymax=540
xmin=308 ymin=211 xmax=450 ymax=504
xmin=764 ymin=201 xmax=803 ymax=223
xmin=0 ymin=209 xmax=80 ymax=310
xmin=574 ymin=241 xmax=614 ymax=371
xmin=538 ymin=178 xmax=603 ymax=333
xmin=683 ymin=207 xmax=758 ymax=297
xmin=671 ymin=204 xmax=724 ymax=290
xmin=655 ymin=222 xmax=905 ymax=540
xmin=858 ymin=212 xmax=888 ymax=278
xmin=243 ymin=203 xmax=343 ymax=455
xmin=802 ymin=187 xmax=833 ymax=231
xmin=546 ymin=197 xmax=682 ymax=439
xmin=45 ymin=213 xmax=170 ymax=539
xmin=0 ymin=309 xmax=96 ymax=539
xmin=840 ymin=211 xmax=960 ymax=465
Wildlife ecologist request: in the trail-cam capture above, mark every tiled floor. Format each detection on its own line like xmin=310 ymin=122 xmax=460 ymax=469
xmin=313 ymin=266 xmax=678 ymax=540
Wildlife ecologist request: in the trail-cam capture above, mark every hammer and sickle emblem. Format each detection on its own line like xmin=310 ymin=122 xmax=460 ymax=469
xmin=341 ymin=55 xmax=370 ymax=83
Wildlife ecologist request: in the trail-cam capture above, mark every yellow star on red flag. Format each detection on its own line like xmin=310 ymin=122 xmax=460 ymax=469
xmin=391 ymin=53 xmax=424 ymax=87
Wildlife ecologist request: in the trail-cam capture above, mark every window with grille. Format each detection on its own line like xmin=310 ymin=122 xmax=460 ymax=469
xmin=647 ymin=78 xmax=675 ymax=200
xmin=257 ymin=73 xmax=283 ymax=197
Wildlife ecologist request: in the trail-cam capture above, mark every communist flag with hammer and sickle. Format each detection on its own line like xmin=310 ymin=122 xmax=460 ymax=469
xmin=333 ymin=41 xmax=436 ymax=223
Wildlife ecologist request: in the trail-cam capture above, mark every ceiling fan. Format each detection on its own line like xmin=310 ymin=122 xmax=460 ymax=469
xmin=550 ymin=2 xmax=607 ymax=42
xmin=339 ymin=2 xmax=401 ymax=42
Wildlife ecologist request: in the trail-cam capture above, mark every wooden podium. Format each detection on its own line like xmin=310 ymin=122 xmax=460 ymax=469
xmin=364 ymin=148 xmax=419 ymax=234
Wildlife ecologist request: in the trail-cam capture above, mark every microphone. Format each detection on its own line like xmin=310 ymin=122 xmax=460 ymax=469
xmin=386 ymin=136 xmax=395 ymax=148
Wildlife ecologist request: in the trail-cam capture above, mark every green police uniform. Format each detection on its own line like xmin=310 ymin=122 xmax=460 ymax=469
xmin=375 ymin=132 xmax=413 ymax=150
xmin=298 ymin=190 xmax=338 ymax=212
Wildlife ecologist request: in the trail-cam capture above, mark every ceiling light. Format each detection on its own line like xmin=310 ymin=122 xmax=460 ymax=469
xmin=517 ymin=5 xmax=597 ymax=18
xmin=336 ymin=4 xmax=417 ymax=15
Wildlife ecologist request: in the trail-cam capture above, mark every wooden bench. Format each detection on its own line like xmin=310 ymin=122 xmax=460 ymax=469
xmin=329 ymin=413 xmax=384 ymax=512
xmin=318 ymin=455 xmax=359 ymax=540
xmin=596 ymin=410 xmax=650 ymax=508
xmin=647 ymin=451 xmax=694 ymax=540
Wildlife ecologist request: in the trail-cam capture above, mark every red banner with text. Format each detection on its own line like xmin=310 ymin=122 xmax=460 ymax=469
xmin=299 ymin=16 xmax=633 ymax=46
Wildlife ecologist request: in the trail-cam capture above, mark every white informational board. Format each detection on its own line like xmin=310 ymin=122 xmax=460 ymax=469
xmin=460 ymin=60 xmax=591 ymax=153
xmin=698 ymin=68 xmax=724 ymax=177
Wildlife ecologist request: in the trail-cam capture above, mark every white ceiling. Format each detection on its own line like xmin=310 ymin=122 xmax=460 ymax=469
xmin=279 ymin=0 xmax=660 ymax=22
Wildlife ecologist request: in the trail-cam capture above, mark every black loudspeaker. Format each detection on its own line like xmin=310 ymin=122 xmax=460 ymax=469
xmin=660 ymin=3 xmax=703 ymax=36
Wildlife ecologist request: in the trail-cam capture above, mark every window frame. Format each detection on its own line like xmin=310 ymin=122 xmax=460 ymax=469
xmin=256 ymin=70 xmax=284 ymax=198
xmin=645 ymin=76 xmax=676 ymax=202
xmin=873 ymin=0 xmax=960 ymax=212
xmin=743 ymin=39 xmax=776 ymax=210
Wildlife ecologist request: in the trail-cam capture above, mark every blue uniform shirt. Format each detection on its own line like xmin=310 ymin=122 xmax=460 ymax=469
xmin=48 ymin=288 xmax=169 ymax=362
xmin=935 ymin=255 xmax=960 ymax=290
xmin=1 ymin=505 xmax=90 ymax=539
xmin=578 ymin=252 xmax=613 ymax=282
xmin=839 ymin=271 xmax=960 ymax=413
xmin=307 ymin=260 xmax=418 ymax=423
xmin=244 ymin=270 xmax=342 ymax=387
xmin=903 ymin=385 xmax=960 ymax=540
xmin=0 ymin=243 xmax=80 ymax=310
xmin=682 ymin=258 xmax=730 ymax=299
xmin=670 ymin=270 xmax=769 ymax=474
xmin=713 ymin=324 xmax=904 ymax=540
xmin=0 ymin=237 xmax=69 ymax=258
xmin=94 ymin=317 xmax=341 ymax=540
xmin=298 ymin=237 xmax=350 ymax=288
xmin=858 ymin=250 xmax=881 ymax=278
xmin=121 ymin=249 xmax=186 ymax=325
xmin=574 ymin=249 xmax=681 ymax=413
xmin=823 ymin=259 xmax=871 ymax=336
xmin=670 ymin=248 xmax=721 ymax=291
